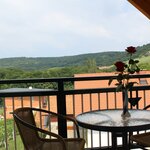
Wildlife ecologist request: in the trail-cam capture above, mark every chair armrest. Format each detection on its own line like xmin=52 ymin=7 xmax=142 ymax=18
xmin=61 ymin=115 xmax=80 ymax=138
xmin=30 ymin=107 xmax=81 ymax=138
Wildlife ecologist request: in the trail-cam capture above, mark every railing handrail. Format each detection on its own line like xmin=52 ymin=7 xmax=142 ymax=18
xmin=0 ymin=73 xmax=150 ymax=84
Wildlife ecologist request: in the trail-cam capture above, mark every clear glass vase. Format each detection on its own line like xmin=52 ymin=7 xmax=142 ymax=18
xmin=121 ymin=89 xmax=131 ymax=119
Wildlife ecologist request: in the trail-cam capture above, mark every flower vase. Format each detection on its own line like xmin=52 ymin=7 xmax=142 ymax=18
xmin=121 ymin=89 xmax=131 ymax=119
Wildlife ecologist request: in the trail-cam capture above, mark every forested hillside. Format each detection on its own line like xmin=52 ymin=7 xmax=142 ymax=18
xmin=0 ymin=43 xmax=149 ymax=89
xmin=0 ymin=43 xmax=149 ymax=71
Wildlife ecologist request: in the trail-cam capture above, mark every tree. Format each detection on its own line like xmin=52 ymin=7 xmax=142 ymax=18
xmin=84 ymin=58 xmax=97 ymax=73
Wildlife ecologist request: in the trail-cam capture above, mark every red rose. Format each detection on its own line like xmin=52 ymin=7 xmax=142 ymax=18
xmin=114 ymin=61 xmax=125 ymax=72
xmin=126 ymin=46 xmax=136 ymax=54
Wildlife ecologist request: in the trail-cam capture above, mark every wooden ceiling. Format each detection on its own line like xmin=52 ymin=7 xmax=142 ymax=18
xmin=128 ymin=0 xmax=150 ymax=19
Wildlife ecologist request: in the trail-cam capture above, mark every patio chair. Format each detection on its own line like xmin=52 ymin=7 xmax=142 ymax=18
xmin=13 ymin=107 xmax=85 ymax=150
xmin=130 ymin=105 xmax=150 ymax=150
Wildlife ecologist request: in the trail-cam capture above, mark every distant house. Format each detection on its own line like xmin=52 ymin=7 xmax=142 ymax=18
xmin=74 ymin=71 xmax=150 ymax=89
xmin=74 ymin=71 xmax=150 ymax=114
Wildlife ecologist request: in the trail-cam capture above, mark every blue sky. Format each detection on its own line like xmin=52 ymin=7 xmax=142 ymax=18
xmin=0 ymin=0 xmax=150 ymax=58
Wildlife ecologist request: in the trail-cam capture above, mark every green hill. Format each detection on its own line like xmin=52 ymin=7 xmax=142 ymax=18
xmin=0 ymin=43 xmax=150 ymax=70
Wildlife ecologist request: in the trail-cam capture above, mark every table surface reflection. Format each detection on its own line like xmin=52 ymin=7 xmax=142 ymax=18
xmin=76 ymin=109 xmax=150 ymax=132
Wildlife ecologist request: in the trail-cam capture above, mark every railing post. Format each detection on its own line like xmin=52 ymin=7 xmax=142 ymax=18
xmin=57 ymin=80 xmax=67 ymax=138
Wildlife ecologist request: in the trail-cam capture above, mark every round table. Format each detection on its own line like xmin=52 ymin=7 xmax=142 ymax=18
xmin=76 ymin=109 xmax=150 ymax=149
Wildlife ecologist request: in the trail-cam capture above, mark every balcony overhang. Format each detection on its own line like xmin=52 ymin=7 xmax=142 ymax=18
xmin=128 ymin=0 xmax=150 ymax=20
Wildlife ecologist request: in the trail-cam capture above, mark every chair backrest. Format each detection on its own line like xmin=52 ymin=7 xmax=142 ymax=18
xmin=13 ymin=107 xmax=43 ymax=150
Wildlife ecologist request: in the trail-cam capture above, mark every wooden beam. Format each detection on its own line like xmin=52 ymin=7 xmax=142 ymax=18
xmin=128 ymin=0 xmax=150 ymax=19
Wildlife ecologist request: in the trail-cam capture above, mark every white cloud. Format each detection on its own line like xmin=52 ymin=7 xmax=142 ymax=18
xmin=0 ymin=0 xmax=149 ymax=58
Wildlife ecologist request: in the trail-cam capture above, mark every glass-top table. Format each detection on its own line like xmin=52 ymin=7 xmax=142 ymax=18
xmin=76 ymin=109 xmax=150 ymax=149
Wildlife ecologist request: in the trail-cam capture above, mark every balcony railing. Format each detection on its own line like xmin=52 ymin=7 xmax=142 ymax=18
xmin=0 ymin=74 xmax=150 ymax=149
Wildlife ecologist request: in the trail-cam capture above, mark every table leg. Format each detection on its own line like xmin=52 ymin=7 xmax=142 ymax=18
xmin=122 ymin=132 xmax=129 ymax=150
xmin=112 ymin=132 xmax=129 ymax=150
xmin=112 ymin=132 xmax=117 ymax=149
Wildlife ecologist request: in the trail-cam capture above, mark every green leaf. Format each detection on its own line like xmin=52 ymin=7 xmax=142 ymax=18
xmin=116 ymin=84 xmax=124 ymax=92
xmin=124 ymin=64 xmax=128 ymax=68
xmin=108 ymin=78 xmax=113 ymax=85
xmin=117 ymin=73 xmax=123 ymax=82
xmin=129 ymin=59 xmax=134 ymax=64
xmin=135 ymin=60 xmax=139 ymax=63
xmin=126 ymin=82 xmax=138 ymax=89
xmin=136 ymin=66 xmax=140 ymax=72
